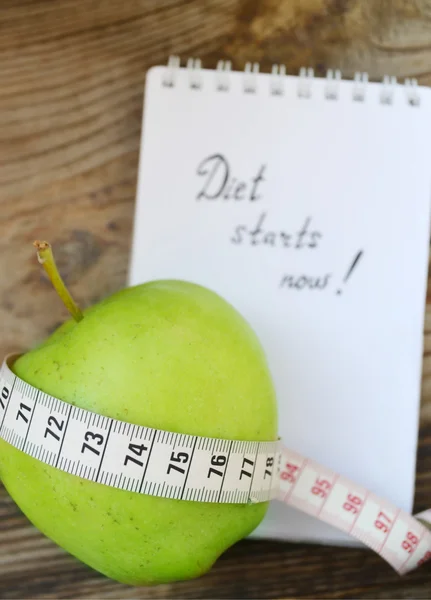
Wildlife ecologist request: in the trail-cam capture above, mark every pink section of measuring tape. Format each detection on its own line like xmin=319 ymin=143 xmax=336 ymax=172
xmin=277 ymin=447 xmax=431 ymax=574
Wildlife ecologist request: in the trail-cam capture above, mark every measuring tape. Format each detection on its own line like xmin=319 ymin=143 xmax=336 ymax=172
xmin=1 ymin=355 xmax=431 ymax=576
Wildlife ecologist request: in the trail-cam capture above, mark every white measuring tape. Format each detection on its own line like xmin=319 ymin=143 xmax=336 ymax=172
xmin=1 ymin=354 xmax=431 ymax=576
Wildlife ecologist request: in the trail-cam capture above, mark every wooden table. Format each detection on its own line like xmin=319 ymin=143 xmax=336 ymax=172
xmin=2 ymin=1 xmax=431 ymax=597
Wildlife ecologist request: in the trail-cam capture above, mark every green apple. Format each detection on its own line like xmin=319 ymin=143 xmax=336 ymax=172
xmin=0 ymin=242 xmax=277 ymax=585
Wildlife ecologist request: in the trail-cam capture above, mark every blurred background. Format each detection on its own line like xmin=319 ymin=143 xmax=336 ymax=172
xmin=2 ymin=1 xmax=431 ymax=598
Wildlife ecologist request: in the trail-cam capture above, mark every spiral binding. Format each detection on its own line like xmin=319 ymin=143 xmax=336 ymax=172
xmin=161 ymin=56 xmax=421 ymax=106
xmin=216 ymin=60 xmax=231 ymax=92
xmin=353 ymin=72 xmax=368 ymax=102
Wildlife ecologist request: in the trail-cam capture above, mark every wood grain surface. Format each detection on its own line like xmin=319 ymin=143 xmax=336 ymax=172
xmin=2 ymin=0 xmax=431 ymax=597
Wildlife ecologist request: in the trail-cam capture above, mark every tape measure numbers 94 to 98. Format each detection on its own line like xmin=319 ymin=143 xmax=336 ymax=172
xmin=1 ymin=354 xmax=431 ymax=576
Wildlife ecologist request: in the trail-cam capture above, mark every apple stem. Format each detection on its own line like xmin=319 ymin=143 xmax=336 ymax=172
xmin=34 ymin=240 xmax=84 ymax=323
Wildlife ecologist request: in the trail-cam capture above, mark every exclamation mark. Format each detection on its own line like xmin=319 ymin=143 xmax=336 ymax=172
xmin=337 ymin=250 xmax=363 ymax=295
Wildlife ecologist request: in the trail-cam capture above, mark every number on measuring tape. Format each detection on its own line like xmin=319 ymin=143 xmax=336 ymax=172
xmin=281 ymin=462 xmax=299 ymax=483
xmin=207 ymin=454 xmax=227 ymax=478
xmin=240 ymin=456 xmax=254 ymax=479
xmin=343 ymin=493 xmax=363 ymax=515
xmin=278 ymin=449 xmax=306 ymax=501
xmin=1 ymin=377 xmax=38 ymax=452
xmin=16 ymin=401 xmax=31 ymax=424
xmin=375 ymin=510 xmax=392 ymax=534
xmin=167 ymin=450 xmax=190 ymax=475
xmin=44 ymin=415 xmax=65 ymax=442
xmin=81 ymin=430 xmax=105 ymax=456
xmin=311 ymin=477 xmax=332 ymax=499
xmin=56 ymin=407 xmax=111 ymax=480
xmin=124 ymin=443 xmax=147 ymax=467
xmin=96 ymin=423 xmax=155 ymax=493
xmin=265 ymin=456 xmax=274 ymax=478
xmin=402 ymin=531 xmax=419 ymax=554
xmin=0 ymin=385 xmax=9 ymax=410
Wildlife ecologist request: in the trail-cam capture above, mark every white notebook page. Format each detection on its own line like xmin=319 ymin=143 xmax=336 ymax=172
xmin=129 ymin=65 xmax=431 ymax=544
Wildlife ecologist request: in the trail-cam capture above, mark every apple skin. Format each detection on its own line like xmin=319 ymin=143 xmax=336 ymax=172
xmin=0 ymin=280 xmax=277 ymax=585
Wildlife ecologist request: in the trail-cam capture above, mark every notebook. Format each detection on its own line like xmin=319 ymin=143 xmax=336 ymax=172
xmin=128 ymin=57 xmax=431 ymax=545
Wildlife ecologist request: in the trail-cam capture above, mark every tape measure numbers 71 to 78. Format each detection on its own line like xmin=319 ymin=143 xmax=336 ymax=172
xmin=1 ymin=354 xmax=431 ymax=576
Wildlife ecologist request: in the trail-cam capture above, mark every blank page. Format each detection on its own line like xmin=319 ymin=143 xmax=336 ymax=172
xmin=129 ymin=65 xmax=431 ymax=544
